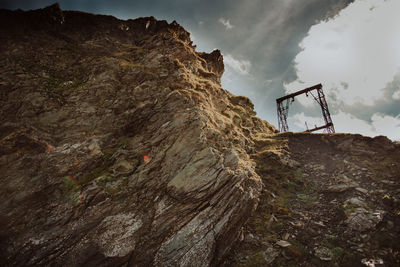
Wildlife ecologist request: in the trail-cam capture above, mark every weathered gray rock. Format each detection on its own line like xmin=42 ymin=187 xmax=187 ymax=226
xmin=325 ymin=182 xmax=358 ymax=193
xmin=355 ymin=187 xmax=369 ymax=194
xmin=345 ymin=197 xmax=366 ymax=207
xmin=314 ymin=246 xmax=333 ymax=261
xmin=345 ymin=208 xmax=383 ymax=232
xmin=276 ymin=240 xmax=291 ymax=247
xmin=263 ymin=247 xmax=278 ymax=264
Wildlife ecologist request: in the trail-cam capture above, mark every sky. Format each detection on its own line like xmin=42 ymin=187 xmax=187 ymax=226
xmin=1 ymin=0 xmax=399 ymax=140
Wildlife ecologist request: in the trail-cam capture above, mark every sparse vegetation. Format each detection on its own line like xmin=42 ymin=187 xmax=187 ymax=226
xmin=118 ymin=59 xmax=142 ymax=69
xmin=79 ymin=149 xmax=115 ymax=185
xmin=61 ymin=176 xmax=81 ymax=206
xmin=342 ymin=203 xmax=357 ymax=217
xmin=246 ymin=250 xmax=266 ymax=266
xmin=297 ymin=192 xmax=318 ymax=203
xmin=331 ymin=247 xmax=344 ymax=261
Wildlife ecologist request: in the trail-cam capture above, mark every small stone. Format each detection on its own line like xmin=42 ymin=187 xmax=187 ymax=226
xmin=380 ymin=180 xmax=395 ymax=185
xmin=345 ymin=197 xmax=366 ymax=207
xmin=314 ymin=246 xmax=332 ymax=261
xmin=239 ymin=230 xmax=244 ymax=242
xmin=276 ymin=240 xmax=291 ymax=247
xmin=290 ymin=221 xmax=303 ymax=228
xmin=263 ymin=247 xmax=278 ymax=264
xmin=358 ymin=235 xmax=366 ymax=240
xmin=313 ymin=221 xmax=326 ymax=227
xmin=361 ymin=258 xmax=384 ymax=266
xmin=244 ymin=233 xmax=256 ymax=243
xmin=325 ymin=183 xmax=358 ymax=193
xmin=283 ymin=233 xmax=290 ymax=240
xmin=72 ymin=143 xmax=81 ymax=149
xmin=356 ymin=187 xmax=368 ymax=194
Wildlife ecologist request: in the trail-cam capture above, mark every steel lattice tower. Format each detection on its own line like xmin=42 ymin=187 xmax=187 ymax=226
xmin=276 ymin=84 xmax=335 ymax=133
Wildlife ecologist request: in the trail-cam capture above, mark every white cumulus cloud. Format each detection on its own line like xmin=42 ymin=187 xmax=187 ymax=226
xmin=219 ymin=17 xmax=234 ymax=29
xmin=285 ymin=0 xmax=400 ymax=106
xmin=370 ymin=113 xmax=400 ymax=141
xmin=224 ymin=54 xmax=251 ymax=75
xmin=290 ymin=111 xmax=400 ymax=141
xmin=393 ymin=90 xmax=400 ymax=100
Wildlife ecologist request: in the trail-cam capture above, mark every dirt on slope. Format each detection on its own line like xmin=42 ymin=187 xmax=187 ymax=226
xmin=224 ymin=133 xmax=400 ymax=266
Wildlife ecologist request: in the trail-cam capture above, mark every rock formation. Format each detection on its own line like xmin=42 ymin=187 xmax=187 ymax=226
xmin=0 ymin=4 xmax=275 ymax=266
xmin=0 ymin=4 xmax=399 ymax=266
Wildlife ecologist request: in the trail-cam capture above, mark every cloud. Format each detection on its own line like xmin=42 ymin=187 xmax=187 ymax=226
xmin=393 ymin=90 xmax=400 ymax=100
xmin=285 ymin=0 xmax=400 ymax=106
xmin=332 ymin=112 xmax=378 ymax=136
xmin=370 ymin=113 xmax=400 ymax=141
xmin=219 ymin=17 xmax=234 ymax=29
xmin=223 ymin=54 xmax=251 ymax=75
xmin=290 ymin=111 xmax=400 ymax=140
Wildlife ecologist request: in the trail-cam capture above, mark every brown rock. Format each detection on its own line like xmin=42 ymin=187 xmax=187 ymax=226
xmin=0 ymin=5 xmax=273 ymax=267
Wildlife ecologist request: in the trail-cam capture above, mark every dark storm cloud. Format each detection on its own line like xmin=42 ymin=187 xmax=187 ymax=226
xmin=208 ymin=0 xmax=354 ymax=122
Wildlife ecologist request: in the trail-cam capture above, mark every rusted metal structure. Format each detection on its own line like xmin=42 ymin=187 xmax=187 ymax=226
xmin=276 ymin=83 xmax=335 ymax=133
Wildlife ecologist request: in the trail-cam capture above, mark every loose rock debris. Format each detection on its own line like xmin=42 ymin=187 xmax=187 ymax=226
xmin=224 ymin=134 xmax=400 ymax=266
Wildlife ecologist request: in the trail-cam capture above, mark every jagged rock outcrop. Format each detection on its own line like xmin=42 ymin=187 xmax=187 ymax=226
xmin=1 ymin=4 xmax=399 ymax=267
xmin=0 ymin=4 xmax=276 ymax=266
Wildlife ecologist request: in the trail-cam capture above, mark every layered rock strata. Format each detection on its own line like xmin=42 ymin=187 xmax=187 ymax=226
xmin=0 ymin=4 xmax=276 ymax=266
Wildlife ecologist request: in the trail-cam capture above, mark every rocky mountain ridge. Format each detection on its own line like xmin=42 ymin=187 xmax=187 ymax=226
xmin=0 ymin=4 xmax=399 ymax=267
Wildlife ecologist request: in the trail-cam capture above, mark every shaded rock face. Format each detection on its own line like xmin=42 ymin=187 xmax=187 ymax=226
xmin=0 ymin=4 xmax=276 ymax=266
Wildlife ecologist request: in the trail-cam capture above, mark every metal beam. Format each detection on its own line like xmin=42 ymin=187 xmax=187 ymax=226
xmin=304 ymin=123 xmax=333 ymax=133
xmin=276 ymin=83 xmax=322 ymax=103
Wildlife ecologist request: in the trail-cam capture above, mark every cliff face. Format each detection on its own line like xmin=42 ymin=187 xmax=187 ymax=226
xmin=0 ymin=4 xmax=276 ymax=266
xmin=1 ymin=4 xmax=399 ymax=267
